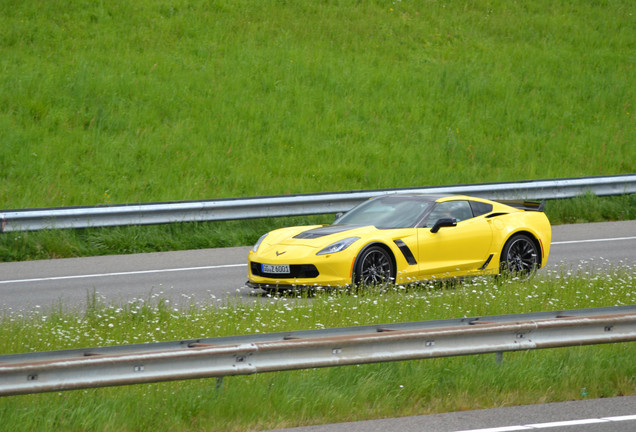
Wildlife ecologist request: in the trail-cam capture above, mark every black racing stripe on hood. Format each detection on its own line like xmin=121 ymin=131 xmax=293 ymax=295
xmin=293 ymin=225 xmax=365 ymax=239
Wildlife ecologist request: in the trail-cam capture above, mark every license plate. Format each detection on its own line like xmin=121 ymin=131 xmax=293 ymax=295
xmin=262 ymin=264 xmax=290 ymax=274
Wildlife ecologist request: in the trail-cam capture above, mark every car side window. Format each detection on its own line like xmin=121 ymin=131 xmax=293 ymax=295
xmin=469 ymin=201 xmax=493 ymax=217
xmin=423 ymin=201 xmax=473 ymax=227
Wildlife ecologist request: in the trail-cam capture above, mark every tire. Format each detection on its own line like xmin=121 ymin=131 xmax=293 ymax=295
xmin=499 ymin=234 xmax=540 ymax=278
xmin=353 ymin=246 xmax=395 ymax=287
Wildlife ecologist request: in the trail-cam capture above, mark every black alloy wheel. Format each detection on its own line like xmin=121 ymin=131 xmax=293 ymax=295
xmin=500 ymin=234 xmax=539 ymax=278
xmin=354 ymin=246 xmax=395 ymax=287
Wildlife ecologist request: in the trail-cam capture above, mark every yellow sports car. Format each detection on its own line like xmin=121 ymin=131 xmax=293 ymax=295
xmin=247 ymin=194 xmax=551 ymax=291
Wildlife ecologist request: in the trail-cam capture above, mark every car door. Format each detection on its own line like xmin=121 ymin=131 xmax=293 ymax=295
xmin=417 ymin=200 xmax=493 ymax=277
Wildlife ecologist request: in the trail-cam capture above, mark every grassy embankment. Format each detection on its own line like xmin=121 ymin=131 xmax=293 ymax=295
xmin=1 ymin=1 xmax=633 ymax=209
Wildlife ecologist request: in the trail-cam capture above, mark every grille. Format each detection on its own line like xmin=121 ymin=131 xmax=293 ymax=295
xmin=250 ymin=262 xmax=319 ymax=278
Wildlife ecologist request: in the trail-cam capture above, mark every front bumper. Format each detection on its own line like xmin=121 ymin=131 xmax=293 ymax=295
xmin=247 ymin=258 xmax=353 ymax=290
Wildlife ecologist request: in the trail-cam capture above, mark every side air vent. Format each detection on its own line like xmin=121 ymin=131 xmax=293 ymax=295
xmin=394 ymin=240 xmax=417 ymax=265
xmin=479 ymin=254 xmax=494 ymax=270
xmin=485 ymin=213 xmax=509 ymax=219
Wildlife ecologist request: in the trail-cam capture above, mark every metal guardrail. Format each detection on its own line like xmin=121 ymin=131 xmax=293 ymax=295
xmin=1 ymin=306 xmax=634 ymax=396
xmin=1 ymin=174 xmax=635 ymax=232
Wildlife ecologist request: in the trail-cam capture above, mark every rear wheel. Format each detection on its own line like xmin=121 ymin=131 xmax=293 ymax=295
xmin=499 ymin=234 xmax=539 ymax=278
xmin=353 ymin=246 xmax=395 ymax=287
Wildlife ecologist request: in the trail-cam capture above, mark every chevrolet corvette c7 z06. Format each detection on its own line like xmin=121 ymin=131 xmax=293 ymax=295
xmin=247 ymin=194 xmax=551 ymax=291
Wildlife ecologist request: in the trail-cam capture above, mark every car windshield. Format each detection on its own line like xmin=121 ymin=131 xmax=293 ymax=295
xmin=334 ymin=196 xmax=434 ymax=229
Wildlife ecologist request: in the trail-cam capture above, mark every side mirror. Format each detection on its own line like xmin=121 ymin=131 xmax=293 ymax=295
xmin=431 ymin=218 xmax=457 ymax=233
xmin=334 ymin=212 xmax=344 ymax=222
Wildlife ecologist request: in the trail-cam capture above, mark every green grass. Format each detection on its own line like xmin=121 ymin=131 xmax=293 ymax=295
xmin=1 ymin=0 xmax=634 ymax=209
xmin=1 ymin=194 xmax=634 ymax=262
xmin=547 ymin=193 xmax=636 ymax=225
xmin=1 ymin=268 xmax=634 ymax=431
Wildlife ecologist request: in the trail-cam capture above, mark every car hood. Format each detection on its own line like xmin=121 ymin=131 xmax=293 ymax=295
xmin=291 ymin=224 xmax=369 ymax=240
xmin=262 ymin=224 xmax=377 ymax=249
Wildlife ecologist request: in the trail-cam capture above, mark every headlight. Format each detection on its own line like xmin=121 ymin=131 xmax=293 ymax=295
xmin=316 ymin=237 xmax=360 ymax=255
xmin=252 ymin=233 xmax=268 ymax=253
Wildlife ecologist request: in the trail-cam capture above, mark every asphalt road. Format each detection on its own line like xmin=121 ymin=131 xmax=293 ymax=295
xmin=1 ymin=220 xmax=635 ymax=312
xmin=263 ymin=396 xmax=636 ymax=432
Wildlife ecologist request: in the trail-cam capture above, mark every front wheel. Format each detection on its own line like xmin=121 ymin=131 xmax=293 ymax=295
xmin=499 ymin=234 xmax=540 ymax=278
xmin=353 ymin=246 xmax=395 ymax=287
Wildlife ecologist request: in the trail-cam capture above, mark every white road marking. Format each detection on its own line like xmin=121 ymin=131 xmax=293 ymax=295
xmin=0 ymin=264 xmax=247 ymax=285
xmin=552 ymin=236 xmax=636 ymax=245
xmin=2 ymin=236 xmax=633 ymax=285
xmin=454 ymin=413 xmax=636 ymax=431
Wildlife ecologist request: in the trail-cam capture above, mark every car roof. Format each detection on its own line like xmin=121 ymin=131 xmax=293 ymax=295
xmin=374 ymin=193 xmax=458 ymax=202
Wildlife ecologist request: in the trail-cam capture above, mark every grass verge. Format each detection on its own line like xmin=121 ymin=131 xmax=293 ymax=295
xmin=1 ymin=265 xmax=634 ymax=431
